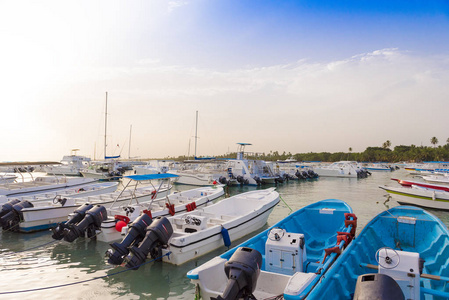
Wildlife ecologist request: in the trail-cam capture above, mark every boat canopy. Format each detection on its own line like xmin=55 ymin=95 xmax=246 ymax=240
xmin=124 ymin=173 xmax=179 ymax=181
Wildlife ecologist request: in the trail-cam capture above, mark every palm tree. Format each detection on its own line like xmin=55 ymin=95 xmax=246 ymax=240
xmin=446 ymin=138 xmax=449 ymax=145
xmin=382 ymin=140 xmax=391 ymax=149
xmin=431 ymin=137 xmax=439 ymax=148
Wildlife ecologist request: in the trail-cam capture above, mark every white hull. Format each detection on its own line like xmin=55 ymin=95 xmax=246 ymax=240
xmin=97 ymin=185 xmax=225 ymax=242
xmin=19 ymin=185 xmax=171 ymax=232
xmin=169 ymin=171 xmax=219 ymax=186
xmin=422 ymin=175 xmax=449 ymax=185
xmin=380 ymin=185 xmax=449 ymax=211
xmin=162 ymin=188 xmax=279 ymax=265
xmin=0 ymin=177 xmax=97 ymax=197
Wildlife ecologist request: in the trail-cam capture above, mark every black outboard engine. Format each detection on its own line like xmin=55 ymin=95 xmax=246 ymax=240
xmin=219 ymin=176 xmax=228 ymax=185
xmin=295 ymin=170 xmax=304 ymax=180
xmin=302 ymin=171 xmax=310 ymax=179
xmin=236 ymin=175 xmax=244 ymax=185
xmin=106 ymin=213 xmax=153 ymax=265
xmin=0 ymin=199 xmax=21 ymax=219
xmin=51 ymin=203 xmax=94 ymax=240
xmin=353 ymin=273 xmax=404 ymax=300
xmin=308 ymin=170 xmax=318 ymax=178
xmin=212 ymin=247 xmax=262 ymax=300
xmin=63 ymin=205 xmax=108 ymax=242
xmin=253 ymin=176 xmax=262 ymax=185
xmin=0 ymin=200 xmax=34 ymax=231
xmin=125 ymin=216 xmax=173 ymax=270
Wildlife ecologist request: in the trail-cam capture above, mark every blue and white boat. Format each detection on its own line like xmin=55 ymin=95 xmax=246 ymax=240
xmin=307 ymin=206 xmax=449 ymax=300
xmin=187 ymin=199 xmax=355 ymax=299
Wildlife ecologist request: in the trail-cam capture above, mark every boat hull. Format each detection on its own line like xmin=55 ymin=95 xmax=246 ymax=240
xmin=307 ymin=206 xmax=449 ymax=299
xmin=380 ymin=185 xmax=449 ymax=211
xmin=18 ymin=187 xmax=171 ymax=233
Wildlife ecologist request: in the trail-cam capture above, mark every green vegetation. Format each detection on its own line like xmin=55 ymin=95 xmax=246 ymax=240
xmin=168 ymin=138 xmax=449 ymax=163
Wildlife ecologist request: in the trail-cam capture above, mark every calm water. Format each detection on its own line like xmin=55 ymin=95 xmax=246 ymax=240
xmin=1 ymin=169 xmax=448 ymax=300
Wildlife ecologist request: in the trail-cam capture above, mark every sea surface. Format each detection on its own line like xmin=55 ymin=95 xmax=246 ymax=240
xmin=1 ymin=169 xmax=448 ymax=300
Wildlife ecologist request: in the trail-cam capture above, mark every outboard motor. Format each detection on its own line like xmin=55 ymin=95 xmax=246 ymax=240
xmin=212 ymin=247 xmax=262 ymax=300
xmin=0 ymin=200 xmax=34 ymax=231
xmin=63 ymin=205 xmax=108 ymax=242
xmin=0 ymin=199 xmax=21 ymax=219
xmin=275 ymin=176 xmax=284 ymax=184
xmin=302 ymin=171 xmax=310 ymax=179
xmin=218 ymin=176 xmax=228 ymax=185
xmin=295 ymin=170 xmax=304 ymax=180
xmin=125 ymin=216 xmax=173 ymax=270
xmin=353 ymin=273 xmax=404 ymax=300
xmin=106 ymin=213 xmax=153 ymax=265
xmin=51 ymin=203 xmax=94 ymax=240
xmin=253 ymin=176 xmax=262 ymax=185
xmin=307 ymin=170 xmax=318 ymax=178
xmin=236 ymin=175 xmax=244 ymax=185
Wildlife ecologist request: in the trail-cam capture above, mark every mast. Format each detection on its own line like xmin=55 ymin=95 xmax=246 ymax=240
xmin=194 ymin=110 xmax=198 ymax=158
xmin=128 ymin=124 xmax=132 ymax=159
xmin=104 ymin=92 xmax=108 ymax=160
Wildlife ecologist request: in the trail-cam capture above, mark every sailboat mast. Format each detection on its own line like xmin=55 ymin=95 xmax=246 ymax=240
xmin=104 ymin=92 xmax=108 ymax=160
xmin=128 ymin=124 xmax=132 ymax=159
xmin=194 ymin=111 xmax=198 ymax=158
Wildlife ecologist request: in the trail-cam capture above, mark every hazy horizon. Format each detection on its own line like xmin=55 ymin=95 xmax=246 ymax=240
xmin=1 ymin=1 xmax=448 ymax=162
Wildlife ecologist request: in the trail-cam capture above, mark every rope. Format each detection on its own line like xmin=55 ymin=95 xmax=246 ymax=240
xmin=279 ymin=195 xmax=293 ymax=214
xmin=0 ymin=251 xmax=172 ymax=295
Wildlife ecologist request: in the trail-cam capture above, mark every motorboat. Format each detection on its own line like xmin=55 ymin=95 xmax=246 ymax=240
xmin=0 ymin=174 xmax=17 ymax=184
xmin=362 ymin=163 xmax=394 ymax=171
xmin=103 ymin=187 xmax=280 ymax=268
xmin=43 ymin=152 xmax=91 ymax=176
xmin=96 ymin=184 xmax=225 ymax=243
xmin=187 ymin=199 xmax=355 ymax=299
xmin=379 ymin=184 xmax=449 ymax=210
xmin=391 ymin=178 xmax=449 ymax=192
xmin=0 ymin=174 xmax=174 ymax=233
xmin=422 ymin=174 xmax=449 ymax=185
xmin=307 ymin=206 xmax=449 ymax=300
xmin=314 ymin=161 xmax=369 ymax=178
xmin=133 ymin=160 xmax=174 ymax=175
xmin=80 ymin=160 xmax=125 ymax=181
xmin=0 ymin=176 xmax=97 ymax=197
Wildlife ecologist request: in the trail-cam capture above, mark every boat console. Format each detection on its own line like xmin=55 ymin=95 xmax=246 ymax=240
xmin=265 ymin=228 xmax=307 ymax=275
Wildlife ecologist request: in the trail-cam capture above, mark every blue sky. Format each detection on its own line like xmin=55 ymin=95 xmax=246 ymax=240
xmin=1 ymin=0 xmax=449 ymax=161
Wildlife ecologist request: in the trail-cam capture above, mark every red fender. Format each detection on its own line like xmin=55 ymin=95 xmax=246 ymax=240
xmin=143 ymin=209 xmax=152 ymax=219
xmin=114 ymin=215 xmax=130 ymax=224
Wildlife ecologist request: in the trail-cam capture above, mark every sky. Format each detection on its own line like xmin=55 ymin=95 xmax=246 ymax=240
xmin=1 ymin=0 xmax=449 ymax=161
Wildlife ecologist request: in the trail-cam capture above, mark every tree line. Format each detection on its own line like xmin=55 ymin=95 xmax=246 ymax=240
xmin=171 ymin=137 xmax=449 ymax=163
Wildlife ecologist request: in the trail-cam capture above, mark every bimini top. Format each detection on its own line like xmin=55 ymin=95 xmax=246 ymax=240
xmin=124 ymin=173 xmax=179 ymax=181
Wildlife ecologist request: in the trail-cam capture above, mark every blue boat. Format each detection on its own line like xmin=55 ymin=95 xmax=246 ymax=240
xmin=307 ymin=206 xmax=449 ymax=300
xmin=187 ymin=199 xmax=355 ymax=300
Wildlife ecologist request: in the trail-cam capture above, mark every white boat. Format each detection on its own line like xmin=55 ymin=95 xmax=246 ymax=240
xmin=43 ymin=151 xmax=91 ymax=176
xmin=96 ymin=184 xmax=225 ymax=243
xmin=0 ymin=176 xmax=98 ymax=197
xmin=133 ymin=160 xmax=174 ymax=175
xmin=422 ymin=174 xmax=449 ymax=185
xmin=0 ymin=174 xmax=17 ymax=184
xmin=379 ymin=184 xmax=449 ymax=210
xmin=314 ymin=161 xmax=369 ymax=178
xmin=104 ymin=187 xmax=279 ymax=268
xmin=1 ymin=175 xmax=174 ymax=233
xmin=80 ymin=160 xmax=124 ymax=181
xmin=362 ymin=163 xmax=394 ymax=171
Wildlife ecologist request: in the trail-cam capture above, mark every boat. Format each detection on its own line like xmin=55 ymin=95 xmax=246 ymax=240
xmin=379 ymin=184 xmax=449 ymax=210
xmin=391 ymin=178 xmax=449 ymax=192
xmin=103 ymin=187 xmax=280 ymax=269
xmin=0 ymin=175 xmax=174 ymax=233
xmin=0 ymin=176 xmax=97 ymax=197
xmin=0 ymin=181 xmax=118 ymax=205
xmin=132 ymin=160 xmax=174 ymax=175
xmin=306 ymin=205 xmax=449 ymax=300
xmin=0 ymin=174 xmax=17 ymax=184
xmin=80 ymin=160 xmax=125 ymax=181
xmin=362 ymin=162 xmax=394 ymax=171
xmin=422 ymin=174 xmax=449 ymax=185
xmin=314 ymin=161 xmax=369 ymax=178
xmin=43 ymin=150 xmax=91 ymax=176
xmin=187 ymin=199 xmax=355 ymax=299
xmin=96 ymin=183 xmax=225 ymax=243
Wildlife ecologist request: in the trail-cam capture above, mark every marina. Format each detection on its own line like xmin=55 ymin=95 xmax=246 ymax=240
xmin=1 ymin=168 xmax=448 ymax=299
